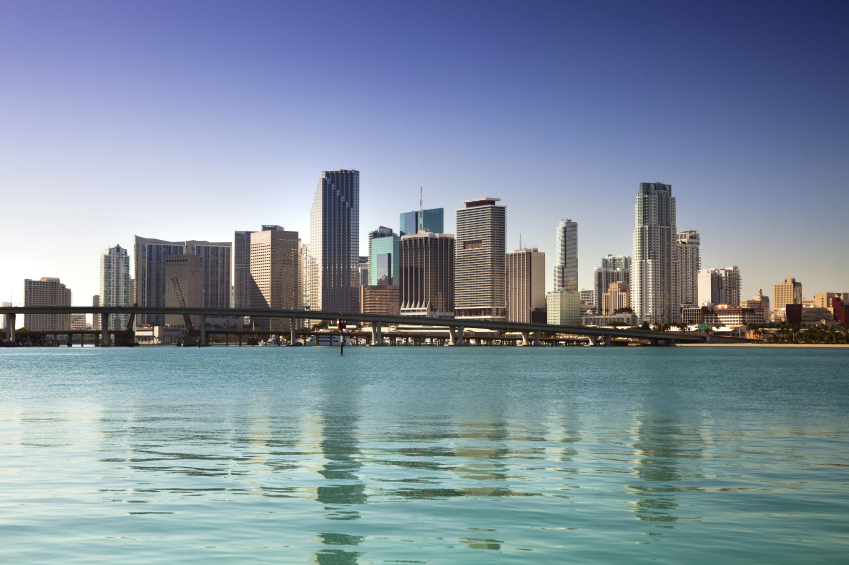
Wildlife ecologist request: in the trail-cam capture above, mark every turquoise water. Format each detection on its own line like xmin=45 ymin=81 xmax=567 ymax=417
xmin=1 ymin=346 xmax=847 ymax=564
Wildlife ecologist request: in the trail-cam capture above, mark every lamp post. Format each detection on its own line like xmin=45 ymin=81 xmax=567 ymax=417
xmin=338 ymin=315 xmax=347 ymax=356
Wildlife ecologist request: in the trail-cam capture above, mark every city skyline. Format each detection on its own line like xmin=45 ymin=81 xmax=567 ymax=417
xmin=1 ymin=2 xmax=847 ymax=305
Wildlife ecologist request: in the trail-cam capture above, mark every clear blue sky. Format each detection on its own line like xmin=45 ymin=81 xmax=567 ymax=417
xmin=1 ymin=0 xmax=847 ymax=305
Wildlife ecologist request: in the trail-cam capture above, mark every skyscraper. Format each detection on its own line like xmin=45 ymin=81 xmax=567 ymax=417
xmin=554 ymin=219 xmax=578 ymax=292
xmin=250 ymin=229 xmax=299 ymax=331
xmin=368 ymin=226 xmax=400 ymax=285
xmin=234 ymin=225 xmax=284 ymax=310
xmin=773 ymin=278 xmax=802 ymax=312
xmin=399 ymin=231 xmax=455 ymax=318
xmin=455 ymin=198 xmax=506 ymax=321
xmin=631 ymin=182 xmax=680 ymax=323
xmin=100 ymin=244 xmax=131 ymax=331
xmin=133 ymin=237 xmax=231 ymax=325
xmin=677 ymin=230 xmax=701 ymax=308
xmin=24 ymin=278 xmax=71 ymax=331
xmin=698 ymin=266 xmax=741 ymax=307
xmin=400 ymin=208 xmax=444 ymax=236
xmin=506 ymin=248 xmax=546 ymax=323
xmin=164 ymin=254 xmax=202 ymax=330
xmin=358 ymin=256 xmax=369 ymax=287
xmin=600 ymin=254 xmax=631 ymax=270
xmin=309 ymin=170 xmax=360 ymax=313
xmin=593 ymin=267 xmax=629 ymax=312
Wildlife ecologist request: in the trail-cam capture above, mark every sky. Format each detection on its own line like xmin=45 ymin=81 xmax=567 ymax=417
xmin=1 ymin=0 xmax=847 ymax=307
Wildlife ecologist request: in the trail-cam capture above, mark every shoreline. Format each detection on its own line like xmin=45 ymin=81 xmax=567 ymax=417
xmin=678 ymin=343 xmax=849 ymax=348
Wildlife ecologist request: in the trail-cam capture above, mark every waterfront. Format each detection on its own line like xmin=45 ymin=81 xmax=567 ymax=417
xmin=1 ymin=347 xmax=847 ymax=563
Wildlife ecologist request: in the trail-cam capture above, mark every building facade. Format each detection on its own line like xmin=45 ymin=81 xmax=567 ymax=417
xmin=506 ymin=248 xmax=546 ymax=324
xmin=100 ymin=244 xmax=131 ymax=331
xmin=250 ymin=229 xmax=299 ymax=331
xmin=399 ymin=231 xmax=454 ymax=318
xmin=368 ymin=226 xmax=400 ymax=286
xmin=554 ymin=219 xmax=578 ymax=292
xmin=455 ymin=198 xmax=506 ymax=321
xmin=164 ymin=255 xmax=203 ymax=330
xmin=24 ymin=278 xmax=71 ymax=331
xmin=360 ymin=285 xmax=401 ymax=316
xmin=92 ymin=295 xmax=100 ymax=331
xmin=134 ymin=236 xmax=231 ymax=326
xmin=698 ymin=266 xmax=741 ymax=307
xmin=547 ymin=290 xmax=580 ymax=326
xmin=631 ymin=182 xmax=680 ymax=323
xmin=70 ymin=314 xmax=87 ymax=331
xmin=774 ymin=278 xmax=802 ymax=313
xmin=593 ymin=267 xmax=629 ymax=312
xmin=400 ymin=208 xmax=444 ymax=236
xmin=677 ymin=230 xmax=700 ymax=307
xmin=740 ymin=290 xmax=770 ymax=321
xmin=600 ymin=254 xmax=631 ymax=270
xmin=235 ymin=226 xmax=285 ymax=310
xmin=309 ymin=170 xmax=360 ymax=314
xmin=602 ymin=281 xmax=630 ymax=315
xmin=358 ymin=256 xmax=369 ymax=287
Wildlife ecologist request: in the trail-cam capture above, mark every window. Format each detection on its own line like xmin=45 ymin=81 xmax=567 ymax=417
xmin=464 ymin=240 xmax=483 ymax=250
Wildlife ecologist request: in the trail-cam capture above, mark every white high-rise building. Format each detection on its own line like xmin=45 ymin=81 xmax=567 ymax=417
xmin=600 ymin=254 xmax=631 ymax=270
xmin=698 ymin=266 xmax=742 ymax=307
xmin=100 ymin=245 xmax=131 ymax=331
xmin=631 ymin=182 xmax=680 ymax=323
xmin=677 ymin=230 xmax=701 ymax=307
xmin=554 ymin=219 xmax=578 ymax=292
xmin=455 ymin=198 xmax=506 ymax=321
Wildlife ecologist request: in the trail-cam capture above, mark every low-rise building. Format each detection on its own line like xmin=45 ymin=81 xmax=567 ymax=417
xmin=547 ymin=290 xmax=580 ymax=326
xmin=581 ymin=312 xmax=637 ymax=327
xmin=360 ymin=285 xmax=401 ymax=316
xmin=701 ymin=304 xmax=764 ymax=326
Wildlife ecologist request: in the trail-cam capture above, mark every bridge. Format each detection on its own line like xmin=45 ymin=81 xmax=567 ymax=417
xmin=0 ymin=306 xmax=727 ymax=346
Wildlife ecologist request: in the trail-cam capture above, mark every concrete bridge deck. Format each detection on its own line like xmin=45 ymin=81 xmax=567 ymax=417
xmin=1 ymin=306 xmax=732 ymax=346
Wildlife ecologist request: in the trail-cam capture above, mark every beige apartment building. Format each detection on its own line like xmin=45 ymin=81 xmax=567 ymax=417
xmin=740 ymin=289 xmax=771 ymax=320
xmin=250 ymin=229 xmax=299 ymax=332
xmin=24 ymin=277 xmax=72 ymax=331
xmin=774 ymin=278 xmax=802 ymax=312
xmin=164 ymin=255 xmax=203 ymax=330
xmin=506 ymin=248 xmax=546 ymax=324
xmin=602 ymin=281 xmax=630 ymax=315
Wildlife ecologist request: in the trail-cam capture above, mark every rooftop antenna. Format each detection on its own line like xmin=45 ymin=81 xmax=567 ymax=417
xmin=419 ymin=187 xmax=423 ymax=233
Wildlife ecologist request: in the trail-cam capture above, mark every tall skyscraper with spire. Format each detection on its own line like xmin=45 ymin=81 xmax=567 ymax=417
xmin=554 ymin=219 xmax=578 ymax=292
xmin=309 ymin=170 xmax=360 ymax=313
xmin=631 ymin=182 xmax=680 ymax=323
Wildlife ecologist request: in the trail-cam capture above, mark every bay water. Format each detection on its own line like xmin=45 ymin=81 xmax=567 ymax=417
xmin=0 ymin=346 xmax=847 ymax=563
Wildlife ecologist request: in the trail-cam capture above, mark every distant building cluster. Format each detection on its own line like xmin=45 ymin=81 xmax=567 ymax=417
xmin=14 ymin=173 xmax=848 ymax=339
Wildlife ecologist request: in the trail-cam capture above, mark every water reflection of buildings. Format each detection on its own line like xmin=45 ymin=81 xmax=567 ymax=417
xmin=309 ymin=378 xmax=366 ymax=564
xmin=629 ymin=417 xmax=706 ymax=524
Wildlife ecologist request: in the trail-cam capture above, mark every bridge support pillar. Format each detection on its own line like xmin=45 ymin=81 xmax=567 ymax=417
xmin=520 ymin=332 xmax=529 ymax=346
xmin=457 ymin=326 xmax=464 ymax=346
xmin=100 ymin=313 xmax=109 ymax=346
xmin=371 ymin=322 xmax=382 ymax=345
xmin=6 ymin=313 xmax=15 ymax=342
xmin=534 ymin=331 xmax=541 ymax=346
xmin=67 ymin=333 xmax=72 ymax=347
xmin=200 ymin=315 xmax=207 ymax=346
xmin=604 ymin=334 xmax=611 ymax=347
xmin=290 ymin=318 xmax=296 ymax=345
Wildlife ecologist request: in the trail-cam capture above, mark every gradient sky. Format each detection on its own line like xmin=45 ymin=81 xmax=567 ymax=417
xmin=1 ymin=0 xmax=847 ymax=307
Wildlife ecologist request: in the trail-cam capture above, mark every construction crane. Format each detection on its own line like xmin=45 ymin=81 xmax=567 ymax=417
xmin=171 ymin=277 xmax=194 ymax=332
